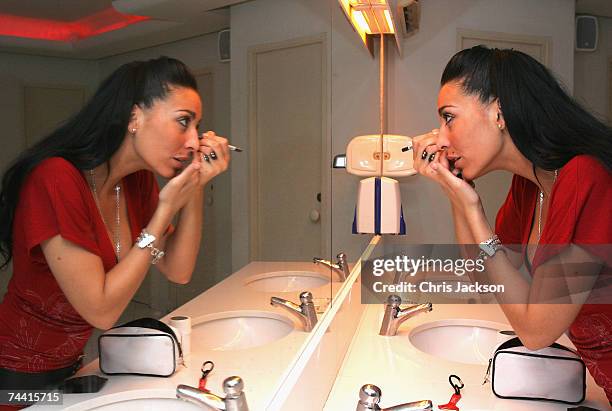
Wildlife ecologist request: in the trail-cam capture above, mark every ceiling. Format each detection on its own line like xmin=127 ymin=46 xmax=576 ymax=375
xmin=0 ymin=0 xmax=250 ymax=59
xmin=576 ymin=0 xmax=612 ymax=18
xmin=2 ymin=0 xmax=609 ymax=60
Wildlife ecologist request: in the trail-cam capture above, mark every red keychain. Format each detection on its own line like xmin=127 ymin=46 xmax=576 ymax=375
xmin=438 ymin=374 xmax=463 ymax=411
xmin=198 ymin=361 xmax=214 ymax=392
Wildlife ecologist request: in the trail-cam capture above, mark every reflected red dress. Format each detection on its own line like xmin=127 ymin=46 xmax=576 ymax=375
xmin=0 ymin=157 xmax=161 ymax=372
xmin=496 ymin=155 xmax=612 ymax=402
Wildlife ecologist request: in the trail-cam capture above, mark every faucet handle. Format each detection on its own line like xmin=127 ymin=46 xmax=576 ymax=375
xmin=357 ymin=384 xmax=382 ymax=410
xmin=299 ymin=291 xmax=314 ymax=304
xmin=223 ymin=376 xmax=249 ymax=411
xmin=386 ymin=295 xmax=402 ymax=306
xmin=223 ymin=376 xmax=244 ymax=397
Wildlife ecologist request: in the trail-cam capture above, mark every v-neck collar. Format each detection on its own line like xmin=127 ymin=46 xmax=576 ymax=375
xmin=82 ymin=171 xmax=137 ymax=266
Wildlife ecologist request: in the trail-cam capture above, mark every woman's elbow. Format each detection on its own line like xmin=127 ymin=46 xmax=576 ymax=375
xmin=171 ymin=273 xmax=192 ymax=285
xmin=163 ymin=267 xmax=193 ymax=285
xmin=518 ymin=333 xmax=558 ymax=351
xmin=83 ymin=309 xmax=121 ymax=330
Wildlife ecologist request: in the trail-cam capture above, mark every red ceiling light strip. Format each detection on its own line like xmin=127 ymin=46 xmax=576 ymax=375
xmin=0 ymin=8 xmax=150 ymax=42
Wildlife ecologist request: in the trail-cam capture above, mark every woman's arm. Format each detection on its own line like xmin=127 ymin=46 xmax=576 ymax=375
xmin=154 ymin=189 xmax=203 ymax=283
xmin=41 ymin=163 xmax=202 ymax=330
xmin=155 ymin=132 xmax=230 ymax=284
xmin=413 ymin=137 xmax=601 ymax=349
xmin=42 ymin=203 xmax=173 ymax=330
xmin=464 ymin=208 xmax=601 ymax=349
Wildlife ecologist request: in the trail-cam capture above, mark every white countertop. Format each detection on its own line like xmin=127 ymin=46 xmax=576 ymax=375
xmin=324 ymin=303 xmax=611 ymax=410
xmin=31 ymin=261 xmax=341 ymax=410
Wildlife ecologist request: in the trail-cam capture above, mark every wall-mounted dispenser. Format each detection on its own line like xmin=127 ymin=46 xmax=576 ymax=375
xmin=346 ymin=134 xmax=416 ymax=177
xmin=337 ymin=1 xmax=415 ymax=236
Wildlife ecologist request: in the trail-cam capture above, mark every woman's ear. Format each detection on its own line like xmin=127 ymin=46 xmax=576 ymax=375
xmin=492 ymin=99 xmax=505 ymax=131
xmin=128 ymin=104 xmax=141 ymax=135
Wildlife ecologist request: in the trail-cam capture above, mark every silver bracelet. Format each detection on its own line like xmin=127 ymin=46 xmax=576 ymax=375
xmin=478 ymin=234 xmax=503 ymax=260
xmin=136 ymin=229 xmax=166 ymax=265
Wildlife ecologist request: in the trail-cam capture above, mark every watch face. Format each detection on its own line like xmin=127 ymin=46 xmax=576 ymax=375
xmin=138 ymin=233 xmax=155 ymax=248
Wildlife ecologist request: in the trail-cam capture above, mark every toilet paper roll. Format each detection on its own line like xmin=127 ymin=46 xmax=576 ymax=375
xmin=169 ymin=316 xmax=192 ymax=357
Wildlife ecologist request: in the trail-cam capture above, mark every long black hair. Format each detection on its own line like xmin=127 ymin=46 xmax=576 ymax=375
xmin=0 ymin=56 xmax=197 ymax=269
xmin=441 ymin=45 xmax=612 ymax=174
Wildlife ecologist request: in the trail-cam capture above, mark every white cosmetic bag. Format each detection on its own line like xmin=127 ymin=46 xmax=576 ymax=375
xmin=98 ymin=318 xmax=182 ymax=377
xmin=486 ymin=337 xmax=586 ymax=404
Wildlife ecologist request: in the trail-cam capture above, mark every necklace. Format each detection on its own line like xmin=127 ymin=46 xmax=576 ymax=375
xmin=89 ymin=169 xmax=121 ymax=258
xmin=537 ymin=169 xmax=558 ymax=241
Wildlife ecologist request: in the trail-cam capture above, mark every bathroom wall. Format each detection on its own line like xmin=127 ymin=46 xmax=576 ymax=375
xmin=574 ymin=16 xmax=612 ymax=123
xmin=230 ymin=0 xmax=576 ymax=270
xmin=0 ymin=53 xmax=99 ymax=180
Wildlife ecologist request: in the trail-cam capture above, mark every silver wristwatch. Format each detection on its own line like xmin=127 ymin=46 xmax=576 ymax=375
xmin=136 ymin=229 xmax=165 ymax=265
xmin=478 ymin=234 xmax=503 ymax=260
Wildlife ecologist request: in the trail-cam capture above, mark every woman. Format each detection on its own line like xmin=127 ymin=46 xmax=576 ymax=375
xmin=413 ymin=46 xmax=612 ymax=402
xmin=0 ymin=56 xmax=230 ymax=389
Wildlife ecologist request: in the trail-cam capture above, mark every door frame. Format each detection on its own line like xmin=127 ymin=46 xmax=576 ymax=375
xmin=247 ymin=33 xmax=330 ymax=260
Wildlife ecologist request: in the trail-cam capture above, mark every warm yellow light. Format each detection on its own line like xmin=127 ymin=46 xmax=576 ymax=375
xmin=384 ymin=9 xmax=395 ymax=33
xmin=352 ymin=10 xmax=372 ymax=34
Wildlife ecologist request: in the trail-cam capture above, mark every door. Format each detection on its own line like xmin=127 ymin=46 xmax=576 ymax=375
xmin=250 ymin=39 xmax=325 ymax=261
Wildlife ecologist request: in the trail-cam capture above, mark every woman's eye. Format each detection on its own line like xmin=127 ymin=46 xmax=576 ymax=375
xmin=178 ymin=117 xmax=190 ymax=128
xmin=442 ymin=113 xmax=454 ymax=125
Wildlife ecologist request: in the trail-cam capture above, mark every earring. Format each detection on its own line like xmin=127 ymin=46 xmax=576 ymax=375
xmin=497 ymin=123 xmax=503 ymax=130
xmin=131 ymin=128 xmax=137 ymax=134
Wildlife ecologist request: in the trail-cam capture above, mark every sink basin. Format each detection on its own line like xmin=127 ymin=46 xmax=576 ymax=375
xmin=408 ymin=319 xmax=509 ymax=365
xmin=244 ymin=271 xmax=330 ymax=292
xmin=88 ymin=398 xmax=201 ymax=410
xmin=56 ymin=389 xmax=201 ymax=411
xmin=191 ymin=310 xmax=294 ymax=351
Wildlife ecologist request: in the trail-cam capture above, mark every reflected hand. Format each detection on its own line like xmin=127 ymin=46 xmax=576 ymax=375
xmin=158 ymin=161 xmax=201 ymax=215
xmin=195 ymin=131 xmax=230 ymax=187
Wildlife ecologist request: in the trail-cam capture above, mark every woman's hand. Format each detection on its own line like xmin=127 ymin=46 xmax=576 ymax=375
xmin=195 ymin=131 xmax=230 ymax=187
xmin=158 ymin=161 xmax=202 ymax=216
xmin=412 ymin=129 xmax=481 ymax=214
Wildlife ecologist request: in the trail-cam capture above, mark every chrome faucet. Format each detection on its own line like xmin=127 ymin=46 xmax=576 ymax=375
xmin=379 ymin=295 xmax=432 ymax=336
xmin=313 ymin=252 xmax=350 ymax=281
xmin=270 ymin=291 xmax=318 ymax=332
xmin=176 ymin=376 xmax=249 ymax=411
xmin=356 ymin=384 xmax=432 ymax=411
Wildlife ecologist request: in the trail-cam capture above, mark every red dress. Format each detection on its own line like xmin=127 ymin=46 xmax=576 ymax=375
xmin=496 ymin=154 xmax=612 ymax=401
xmin=0 ymin=157 xmax=161 ymax=372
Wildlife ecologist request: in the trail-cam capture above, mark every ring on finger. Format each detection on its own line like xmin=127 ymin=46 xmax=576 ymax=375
xmin=421 ymin=150 xmax=429 ymax=160
xmin=209 ymin=151 xmax=217 ymax=160
xmin=201 ymin=153 xmax=210 ymax=162
xmin=428 ymin=153 xmax=436 ymax=162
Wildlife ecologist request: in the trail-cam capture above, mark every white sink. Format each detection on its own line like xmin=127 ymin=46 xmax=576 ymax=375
xmin=408 ymin=319 xmax=509 ymax=365
xmin=244 ymin=271 xmax=330 ymax=292
xmin=191 ymin=310 xmax=295 ymax=351
xmin=57 ymin=389 xmax=200 ymax=411
xmin=88 ymin=398 xmax=201 ymax=410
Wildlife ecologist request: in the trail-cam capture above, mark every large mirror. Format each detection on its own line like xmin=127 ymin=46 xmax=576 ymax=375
xmin=0 ymin=1 xmax=342 ymax=408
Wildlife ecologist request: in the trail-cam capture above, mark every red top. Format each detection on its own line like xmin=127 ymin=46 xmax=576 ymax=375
xmin=0 ymin=157 xmax=161 ymax=372
xmin=496 ymin=154 xmax=612 ymax=401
